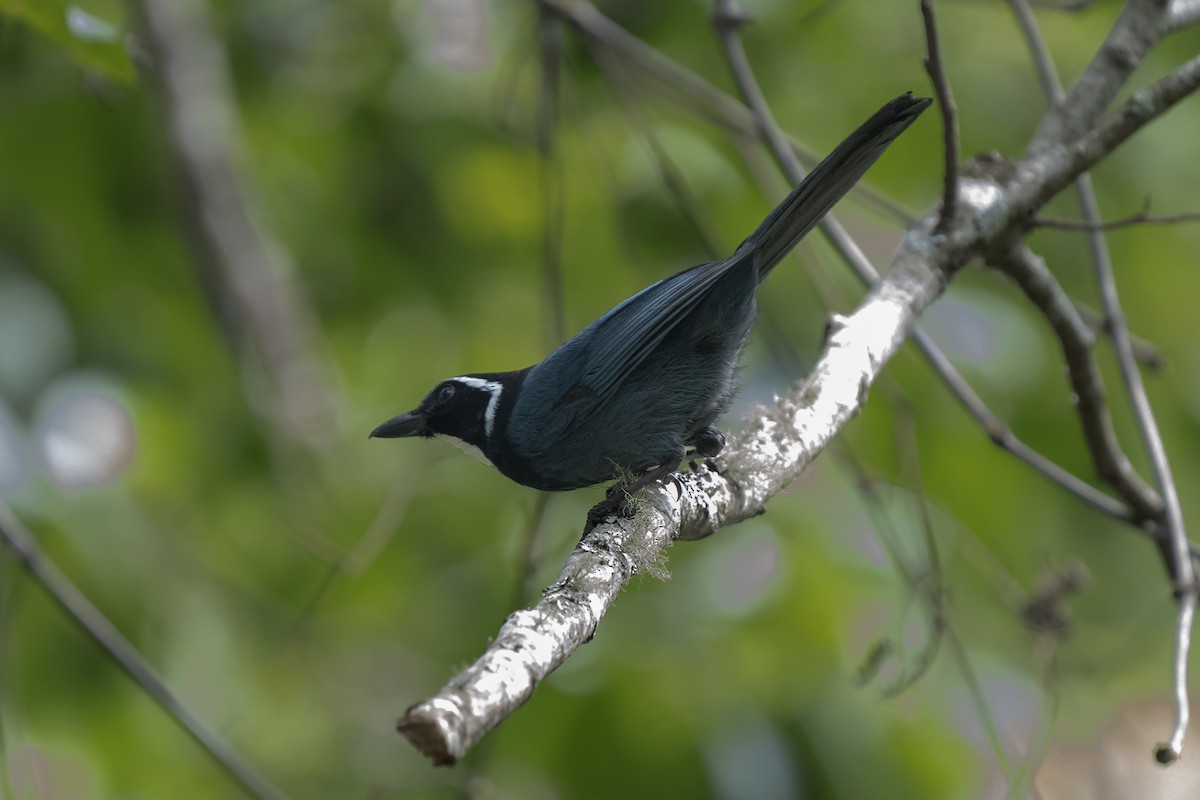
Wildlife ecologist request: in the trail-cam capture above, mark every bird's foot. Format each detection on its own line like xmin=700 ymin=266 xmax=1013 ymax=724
xmin=583 ymin=458 xmax=681 ymax=535
xmin=584 ymin=493 xmax=630 ymax=534
xmin=688 ymin=426 xmax=725 ymax=458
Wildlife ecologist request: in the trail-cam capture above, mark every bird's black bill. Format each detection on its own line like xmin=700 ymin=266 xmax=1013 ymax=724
xmin=370 ymin=411 xmax=428 ymax=439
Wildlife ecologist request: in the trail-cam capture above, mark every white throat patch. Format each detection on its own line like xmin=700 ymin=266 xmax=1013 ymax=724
xmin=435 ymin=433 xmax=496 ymax=468
xmin=450 ymin=376 xmax=504 ymax=438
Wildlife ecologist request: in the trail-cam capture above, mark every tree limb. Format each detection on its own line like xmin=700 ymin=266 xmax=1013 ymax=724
xmin=0 ymin=502 xmax=290 ymax=800
xmin=987 ymin=244 xmax=1161 ymax=519
xmin=134 ymin=0 xmax=334 ymax=451
xmin=1029 ymin=0 xmax=1172 ymax=153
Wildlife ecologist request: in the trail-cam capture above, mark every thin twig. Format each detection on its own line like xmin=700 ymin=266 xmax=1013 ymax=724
xmin=1029 ymin=0 xmax=1099 ymax=10
xmin=584 ymin=36 xmax=727 ymax=258
xmin=946 ymin=629 xmax=1016 ymax=777
xmin=988 ymin=244 xmax=1162 ymax=520
xmin=0 ymin=502 xmax=290 ymax=800
xmin=1008 ymin=636 xmax=1061 ymax=800
xmin=1035 ymin=209 xmax=1200 ymax=232
xmin=877 ymin=406 xmax=946 ymax=699
xmin=919 ymin=0 xmax=960 ymax=233
xmin=1159 ymin=591 xmax=1197 ymax=762
xmin=1073 ymin=299 xmax=1165 ymax=372
xmin=512 ymin=493 xmax=553 ymax=607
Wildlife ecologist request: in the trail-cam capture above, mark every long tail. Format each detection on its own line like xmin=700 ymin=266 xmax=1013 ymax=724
xmin=737 ymin=92 xmax=931 ymax=280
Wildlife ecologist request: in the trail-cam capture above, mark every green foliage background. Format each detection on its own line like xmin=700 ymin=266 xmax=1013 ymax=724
xmin=1 ymin=1 xmax=1199 ymax=798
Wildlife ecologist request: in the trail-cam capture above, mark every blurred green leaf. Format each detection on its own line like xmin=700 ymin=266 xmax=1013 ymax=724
xmin=1 ymin=0 xmax=134 ymax=81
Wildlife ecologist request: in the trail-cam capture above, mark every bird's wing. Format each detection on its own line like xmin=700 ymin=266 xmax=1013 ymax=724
xmin=511 ymin=258 xmax=739 ymax=450
xmin=574 ymin=256 xmax=740 ymax=402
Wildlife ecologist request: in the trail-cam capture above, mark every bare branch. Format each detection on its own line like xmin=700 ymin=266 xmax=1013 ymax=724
xmin=1072 ymin=300 xmax=1166 ymax=371
xmin=1157 ymin=591 xmax=1197 ymax=762
xmin=988 ymin=245 xmax=1162 ymax=519
xmin=134 ymin=0 xmax=334 ymax=451
xmin=912 ymin=332 xmax=1141 ymax=523
xmin=919 ymin=0 xmax=961 ymax=233
xmin=1089 ymin=66 xmax=1199 ymax=765
xmin=995 ymin=243 xmax=1197 ymax=762
xmin=708 ymin=0 xmax=895 ymax=295
xmin=1029 ymin=0 xmax=1100 ymax=11
xmin=0 ymin=502 xmax=290 ymax=800
xmin=1035 ymin=208 xmax=1200 ymax=231
xmin=1007 ymin=0 xmax=1065 ymax=103
xmin=1021 ymin=54 xmax=1200 ymax=213
xmin=1029 ymin=0 xmax=1172 ymax=153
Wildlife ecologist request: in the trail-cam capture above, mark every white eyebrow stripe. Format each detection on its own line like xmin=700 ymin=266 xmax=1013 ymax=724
xmin=450 ymin=376 xmax=504 ymax=438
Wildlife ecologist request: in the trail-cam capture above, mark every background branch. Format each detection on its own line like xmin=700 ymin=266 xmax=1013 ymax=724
xmin=134 ymin=0 xmax=334 ymax=452
xmin=986 ymin=244 xmax=1161 ymax=521
xmin=0 ymin=503 xmax=290 ymax=800
xmin=919 ymin=0 xmax=960 ymax=233
xmin=1036 ymin=206 xmax=1200 ymax=231
xmin=1029 ymin=0 xmax=1171 ymax=153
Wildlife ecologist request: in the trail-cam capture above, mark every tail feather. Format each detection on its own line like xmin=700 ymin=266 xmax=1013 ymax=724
xmin=739 ymin=92 xmax=931 ymax=280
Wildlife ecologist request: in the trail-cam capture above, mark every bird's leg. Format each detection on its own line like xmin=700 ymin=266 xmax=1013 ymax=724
xmin=584 ymin=450 xmax=684 ymax=533
xmin=687 ymin=425 xmax=725 ymax=458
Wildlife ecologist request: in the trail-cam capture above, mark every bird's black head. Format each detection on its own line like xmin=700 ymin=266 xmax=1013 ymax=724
xmin=370 ymin=374 xmax=516 ymax=466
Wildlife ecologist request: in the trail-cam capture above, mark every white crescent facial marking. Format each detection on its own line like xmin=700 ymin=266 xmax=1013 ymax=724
xmin=449 ymin=376 xmax=504 ymax=439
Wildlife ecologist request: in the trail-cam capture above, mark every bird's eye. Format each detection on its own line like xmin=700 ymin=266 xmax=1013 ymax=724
xmin=437 ymin=383 xmax=456 ymax=404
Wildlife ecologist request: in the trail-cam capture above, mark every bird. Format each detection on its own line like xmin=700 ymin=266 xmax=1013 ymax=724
xmin=371 ymin=92 xmax=929 ymax=524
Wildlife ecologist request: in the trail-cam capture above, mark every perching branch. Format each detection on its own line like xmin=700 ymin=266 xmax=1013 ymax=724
xmin=0 ymin=502 xmax=290 ymax=800
xmin=1168 ymin=0 xmax=1200 ymax=32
